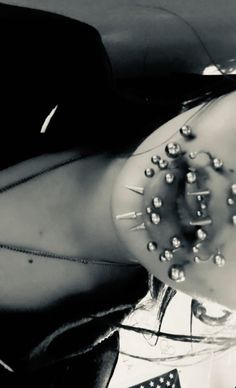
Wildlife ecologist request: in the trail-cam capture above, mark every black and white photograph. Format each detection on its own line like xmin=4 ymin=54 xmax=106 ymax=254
xmin=0 ymin=1 xmax=235 ymax=387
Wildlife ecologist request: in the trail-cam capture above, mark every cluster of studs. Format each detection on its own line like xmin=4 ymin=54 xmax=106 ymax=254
xmin=147 ymin=195 xmax=163 ymax=229
xmin=146 ymin=186 xmax=184 ymax=275
xmin=116 ymin=122 xmax=232 ymax=283
xmin=151 ymin=155 xmax=168 ymax=169
xmin=159 ymin=236 xmax=182 ymax=262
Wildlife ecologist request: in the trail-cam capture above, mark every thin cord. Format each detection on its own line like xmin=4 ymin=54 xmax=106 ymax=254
xmin=0 ymin=242 xmax=139 ymax=267
xmin=0 ymin=153 xmax=85 ymax=194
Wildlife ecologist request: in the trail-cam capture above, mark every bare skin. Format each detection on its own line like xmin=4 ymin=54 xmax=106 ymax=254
xmin=0 ymin=149 xmax=133 ymax=308
xmin=1 ymin=91 xmax=236 ymax=312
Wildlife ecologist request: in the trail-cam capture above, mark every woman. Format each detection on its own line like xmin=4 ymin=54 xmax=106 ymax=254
xmin=0 ymin=2 xmax=235 ymax=388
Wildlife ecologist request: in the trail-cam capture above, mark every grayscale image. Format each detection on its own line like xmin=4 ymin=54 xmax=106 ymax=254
xmin=0 ymin=1 xmax=234 ymax=387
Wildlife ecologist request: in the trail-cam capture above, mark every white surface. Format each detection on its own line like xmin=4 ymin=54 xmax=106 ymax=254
xmin=109 ymin=292 xmax=236 ymax=388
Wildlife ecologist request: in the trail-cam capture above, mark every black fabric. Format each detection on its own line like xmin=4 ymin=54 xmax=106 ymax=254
xmin=0 ymin=3 xmax=113 ymax=169
xmin=0 ymin=332 xmax=120 ymax=388
xmin=0 ymin=261 xmax=148 ymax=386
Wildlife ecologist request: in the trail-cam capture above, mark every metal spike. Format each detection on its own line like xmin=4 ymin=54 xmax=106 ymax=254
xmin=130 ymin=222 xmax=146 ymax=231
xmin=125 ymin=185 xmax=144 ymax=195
xmin=189 ymin=218 xmax=212 ymax=226
xmin=187 ymin=189 xmax=210 ymax=196
xmin=116 ymin=211 xmax=143 ymax=220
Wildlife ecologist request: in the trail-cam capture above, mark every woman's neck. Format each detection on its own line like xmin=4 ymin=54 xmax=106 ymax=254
xmin=0 ymin=149 xmax=134 ymax=265
xmin=70 ymin=152 xmax=135 ymax=263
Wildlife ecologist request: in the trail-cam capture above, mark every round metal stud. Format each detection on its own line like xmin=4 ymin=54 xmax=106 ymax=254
xmin=197 ymin=195 xmax=203 ymax=202
xmin=227 ymin=198 xmax=234 ymax=206
xmin=212 ymin=158 xmax=223 ymax=170
xmin=168 ymin=265 xmax=185 ymax=282
xmin=186 ymin=171 xmax=197 ymax=184
xmin=197 ymin=210 xmax=203 ymax=217
xmin=165 ymin=173 xmax=175 ymax=184
xmin=197 ymin=228 xmax=207 ymax=241
xmin=193 ymin=246 xmax=199 ymax=253
xmin=160 ymin=250 xmax=173 ymax=262
xmin=171 ymin=236 xmax=181 ymax=249
xmin=158 ymin=159 xmax=168 ymax=169
xmin=147 ymin=241 xmax=158 ymax=252
xmin=189 ymin=151 xmax=197 ymax=159
xmin=151 ymin=213 xmax=161 ymax=225
xmin=232 ymin=215 xmax=236 ymax=225
xmin=160 ymin=254 xmax=167 ymax=262
xmin=180 ymin=124 xmax=192 ymax=138
xmin=165 ymin=142 xmax=182 ymax=158
xmin=231 ymin=184 xmax=236 ymax=195
xmin=151 ymin=155 xmax=160 ymax=164
xmin=145 ymin=168 xmax=155 ymax=178
xmin=213 ymin=253 xmax=225 ymax=267
xmin=200 ymin=203 xmax=207 ymax=210
xmin=146 ymin=207 xmax=152 ymax=214
xmin=153 ymin=196 xmax=163 ymax=208
xmin=194 ymin=256 xmax=201 ymax=263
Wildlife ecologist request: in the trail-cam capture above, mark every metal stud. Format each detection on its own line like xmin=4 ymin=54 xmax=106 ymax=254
xmin=227 ymin=198 xmax=234 ymax=206
xmin=153 ymin=196 xmax=163 ymax=208
xmin=180 ymin=124 xmax=192 ymax=138
xmin=186 ymin=171 xmax=197 ymax=184
xmin=165 ymin=142 xmax=182 ymax=158
xmin=151 ymin=155 xmax=160 ymax=164
xmin=232 ymin=215 xmax=236 ymax=225
xmin=197 ymin=195 xmax=204 ymax=201
xmin=145 ymin=168 xmax=155 ymax=178
xmin=147 ymin=241 xmax=158 ymax=252
xmin=194 ymin=256 xmax=201 ymax=263
xmin=171 ymin=236 xmax=181 ymax=249
xmin=197 ymin=228 xmax=207 ymax=241
xmin=158 ymin=159 xmax=168 ymax=169
xmin=168 ymin=265 xmax=185 ymax=282
xmin=231 ymin=184 xmax=236 ymax=195
xmin=197 ymin=210 xmax=203 ymax=217
xmin=160 ymin=250 xmax=173 ymax=262
xmin=151 ymin=213 xmax=161 ymax=225
xmin=213 ymin=252 xmax=225 ymax=267
xmin=165 ymin=173 xmax=175 ymax=184
xmin=146 ymin=207 xmax=152 ymax=214
xmin=189 ymin=151 xmax=198 ymax=159
xmin=193 ymin=246 xmax=199 ymax=253
xmin=212 ymin=158 xmax=223 ymax=170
